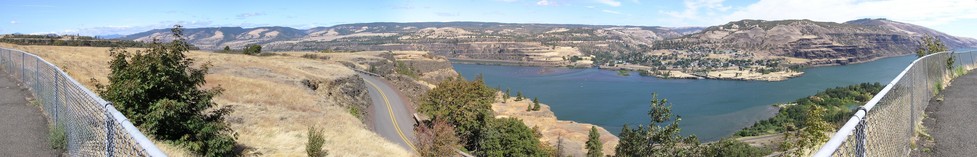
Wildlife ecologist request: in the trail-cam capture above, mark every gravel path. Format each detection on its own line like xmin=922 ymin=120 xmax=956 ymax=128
xmin=0 ymin=68 xmax=60 ymax=156
xmin=924 ymin=69 xmax=977 ymax=157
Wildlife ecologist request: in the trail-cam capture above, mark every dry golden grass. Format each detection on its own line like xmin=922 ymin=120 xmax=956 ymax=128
xmin=0 ymin=43 xmax=409 ymax=156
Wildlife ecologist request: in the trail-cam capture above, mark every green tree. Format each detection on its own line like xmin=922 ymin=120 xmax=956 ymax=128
xmin=418 ymin=77 xmax=496 ymax=148
xmin=243 ymin=44 xmax=262 ymax=55
xmin=477 ymin=118 xmax=550 ymax=157
xmin=222 ymin=45 xmax=231 ymax=52
xmin=782 ymin=105 xmax=832 ymax=156
xmin=586 ymin=126 xmax=603 ymax=157
xmin=615 ymin=124 xmax=647 ymax=156
xmin=96 ymin=25 xmax=235 ymax=156
xmin=532 ymin=97 xmax=541 ymax=111
xmin=916 ymin=36 xmax=949 ymax=57
xmin=614 ymin=93 xmax=702 ymax=157
xmin=516 ymin=91 xmax=524 ymax=101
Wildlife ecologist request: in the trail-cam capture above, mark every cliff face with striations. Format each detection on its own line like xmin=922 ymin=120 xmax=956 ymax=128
xmin=673 ymin=19 xmax=976 ymax=65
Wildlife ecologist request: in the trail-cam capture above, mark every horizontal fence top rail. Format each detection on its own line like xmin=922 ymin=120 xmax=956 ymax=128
xmin=0 ymin=47 xmax=167 ymax=157
xmin=814 ymin=51 xmax=954 ymax=157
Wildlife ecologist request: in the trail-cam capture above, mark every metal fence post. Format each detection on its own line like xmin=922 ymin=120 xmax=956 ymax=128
xmin=21 ymin=52 xmax=25 ymax=82
xmin=106 ymin=104 xmax=115 ymax=157
xmin=855 ymin=106 xmax=868 ymax=157
xmin=34 ymin=57 xmax=39 ymax=96
xmin=54 ymin=71 xmax=60 ymax=122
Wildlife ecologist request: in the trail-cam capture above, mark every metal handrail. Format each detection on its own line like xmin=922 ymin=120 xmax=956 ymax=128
xmin=814 ymin=51 xmax=958 ymax=156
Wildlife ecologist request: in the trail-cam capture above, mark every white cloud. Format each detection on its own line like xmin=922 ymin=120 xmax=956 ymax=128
xmin=55 ymin=21 xmax=216 ymax=36
xmin=663 ymin=0 xmax=730 ymax=21
xmin=9 ymin=21 xmax=16 ymax=24
xmin=235 ymin=12 xmax=266 ymax=19
xmin=536 ymin=0 xmax=552 ymax=6
xmin=595 ymin=0 xmax=622 ymax=7
xmin=602 ymin=9 xmax=623 ymax=15
xmin=718 ymin=0 xmax=977 ymax=27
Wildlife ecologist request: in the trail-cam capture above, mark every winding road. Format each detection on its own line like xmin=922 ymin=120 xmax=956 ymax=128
xmin=360 ymin=74 xmax=417 ymax=153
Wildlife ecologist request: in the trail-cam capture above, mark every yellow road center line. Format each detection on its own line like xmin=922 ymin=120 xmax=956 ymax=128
xmin=365 ymin=79 xmax=418 ymax=152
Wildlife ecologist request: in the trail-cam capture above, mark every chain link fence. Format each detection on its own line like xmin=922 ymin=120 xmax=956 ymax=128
xmin=0 ymin=47 xmax=166 ymax=157
xmin=816 ymin=51 xmax=977 ymax=157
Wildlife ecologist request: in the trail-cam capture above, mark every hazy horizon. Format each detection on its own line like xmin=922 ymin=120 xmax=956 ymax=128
xmin=2 ymin=0 xmax=977 ymax=38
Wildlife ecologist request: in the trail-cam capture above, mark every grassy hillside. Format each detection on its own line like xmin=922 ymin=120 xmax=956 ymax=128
xmin=0 ymin=43 xmax=410 ymax=156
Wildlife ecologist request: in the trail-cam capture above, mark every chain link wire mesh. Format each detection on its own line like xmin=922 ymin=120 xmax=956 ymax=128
xmin=0 ymin=47 xmax=165 ymax=157
xmin=818 ymin=51 xmax=977 ymax=157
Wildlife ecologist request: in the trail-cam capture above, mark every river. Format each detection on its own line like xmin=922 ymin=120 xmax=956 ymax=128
xmin=454 ymin=52 xmax=977 ymax=141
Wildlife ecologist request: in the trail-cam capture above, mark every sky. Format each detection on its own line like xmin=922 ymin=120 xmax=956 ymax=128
xmin=1 ymin=0 xmax=977 ymax=38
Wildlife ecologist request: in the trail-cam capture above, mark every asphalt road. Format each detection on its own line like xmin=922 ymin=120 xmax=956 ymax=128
xmin=0 ymin=68 xmax=60 ymax=156
xmin=924 ymin=69 xmax=977 ymax=157
xmin=360 ymin=74 xmax=417 ymax=152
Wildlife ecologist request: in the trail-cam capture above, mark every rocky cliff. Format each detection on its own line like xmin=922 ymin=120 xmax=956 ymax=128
xmin=671 ymin=19 xmax=976 ymax=65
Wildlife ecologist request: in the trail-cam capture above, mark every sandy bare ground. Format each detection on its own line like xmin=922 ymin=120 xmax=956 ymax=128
xmin=0 ymin=43 xmax=409 ymax=156
xmin=491 ymin=92 xmax=619 ymax=156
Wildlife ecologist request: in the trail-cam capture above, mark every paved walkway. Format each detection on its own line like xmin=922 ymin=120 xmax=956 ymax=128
xmin=924 ymin=69 xmax=977 ymax=156
xmin=0 ymin=68 xmax=60 ymax=156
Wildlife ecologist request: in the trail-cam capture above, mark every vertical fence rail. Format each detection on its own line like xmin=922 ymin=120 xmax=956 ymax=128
xmin=816 ymin=51 xmax=977 ymax=157
xmin=0 ymin=47 xmax=166 ymax=157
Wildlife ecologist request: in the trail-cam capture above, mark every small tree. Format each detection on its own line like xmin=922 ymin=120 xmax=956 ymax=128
xmin=222 ymin=45 xmax=231 ymax=52
xmin=532 ymin=97 xmax=541 ymax=111
xmin=614 ymin=93 xmax=702 ymax=157
xmin=916 ymin=36 xmax=949 ymax=57
xmin=97 ymin=25 xmax=235 ymax=156
xmin=307 ymin=126 xmax=327 ymax=157
xmin=243 ymin=44 xmax=262 ymax=55
xmin=516 ymin=91 xmax=524 ymax=101
xmin=415 ymin=120 xmax=461 ymax=157
xmin=586 ymin=126 xmax=603 ymax=157
xmin=782 ymin=105 xmax=832 ymax=156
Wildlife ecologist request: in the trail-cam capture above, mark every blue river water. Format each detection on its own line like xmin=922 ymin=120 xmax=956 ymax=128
xmin=454 ymin=52 xmax=977 ymax=141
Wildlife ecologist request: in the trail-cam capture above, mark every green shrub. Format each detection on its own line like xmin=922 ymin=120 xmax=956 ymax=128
xmin=307 ymin=126 xmax=327 ymax=157
xmin=419 ymin=77 xmax=496 ymax=148
xmin=477 ymin=118 xmax=550 ymax=157
xmin=243 ymin=44 xmax=261 ymax=55
xmin=395 ymin=61 xmax=419 ymax=79
xmin=49 ymin=123 xmax=66 ymax=150
xmin=96 ymin=25 xmax=236 ymax=157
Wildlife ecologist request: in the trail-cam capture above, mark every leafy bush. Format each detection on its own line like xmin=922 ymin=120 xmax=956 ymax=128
xmin=395 ymin=61 xmax=419 ymax=79
xmin=701 ymin=138 xmax=772 ymax=157
xmin=477 ymin=117 xmax=550 ymax=157
xmin=96 ymin=25 xmax=236 ymax=156
xmin=49 ymin=123 xmax=66 ymax=150
xmin=419 ymin=76 xmax=496 ymax=148
xmin=243 ymin=44 xmax=261 ymax=55
xmin=415 ymin=120 xmax=461 ymax=157
xmin=307 ymin=126 xmax=327 ymax=157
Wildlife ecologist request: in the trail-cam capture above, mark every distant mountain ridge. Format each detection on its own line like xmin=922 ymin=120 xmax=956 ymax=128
xmin=662 ymin=18 xmax=977 ymax=64
xmin=120 ymin=22 xmax=703 ymax=50
xmin=120 ymin=19 xmax=977 ymax=64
